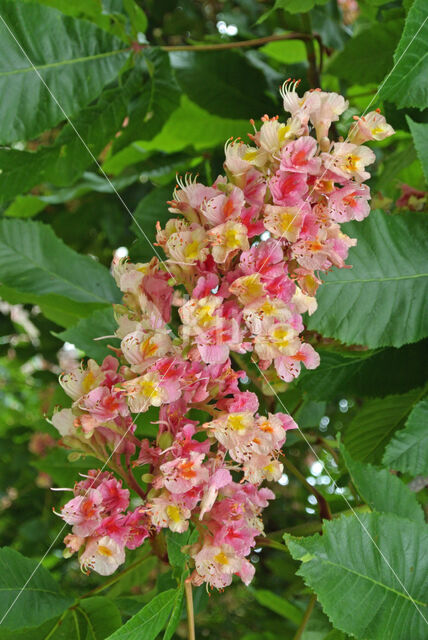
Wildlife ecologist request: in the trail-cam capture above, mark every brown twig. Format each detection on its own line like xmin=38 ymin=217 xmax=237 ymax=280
xmin=282 ymin=457 xmax=332 ymax=521
xmin=185 ymin=578 xmax=196 ymax=640
xmin=133 ymin=32 xmax=321 ymax=53
xmin=293 ymin=594 xmax=317 ymax=640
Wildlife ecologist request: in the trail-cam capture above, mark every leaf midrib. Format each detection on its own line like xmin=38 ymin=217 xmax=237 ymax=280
xmin=305 ymin=557 xmax=427 ymax=607
xmin=0 ymin=48 xmax=129 ymax=77
xmin=324 ymin=273 xmax=428 ymax=285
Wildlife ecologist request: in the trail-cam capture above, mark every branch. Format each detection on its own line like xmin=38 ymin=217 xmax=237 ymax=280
xmin=282 ymin=457 xmax=332 ymax=521
xmin=293 ymin=594 xmax=317 ymax=640
xmin=133 ymin=32 xmax=321 ymax=53
xmin=185 ymin=578 xmax=196 ymax=640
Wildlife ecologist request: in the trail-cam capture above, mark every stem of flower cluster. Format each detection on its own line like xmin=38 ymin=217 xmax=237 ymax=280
xmin=185 ymin=578 xmax=196 ymax=640
xmin=282 ymin=457 xmax=332 ymax=521
xmin=301 ymin=14 xmax=321 ymax=88
xmin=293 ymin=593 xmax=317 ymax=640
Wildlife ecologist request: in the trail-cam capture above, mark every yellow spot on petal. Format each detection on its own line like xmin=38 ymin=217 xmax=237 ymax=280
xmin=98 ymin=545 xmax=113 ymax=557
xmin=214 ymin=551 xmax=229 ymax=565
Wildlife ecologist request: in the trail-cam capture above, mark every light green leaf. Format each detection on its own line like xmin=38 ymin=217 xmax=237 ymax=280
xmin=106 ymin=589 xmax=176 ymax=640
xmin=0 ymin=548 xmax=72 ymax=631
xmin=340 ymin=444 xmax=424 ymax=524
xmin=123 ymin=0 xmax=148 ymax=35
xmin=378 ymin=0 xmax=428 ymax=109
xmin=4 ymin=195 xmax=47 ymax=218
xmin=306 ymin=212 xmax=428 ymax=348
xmin=253 ymin=589 xmax=303 ymax=626
xmin=260 ymin=39 xmax=307 ymax=64
xmin=406 ymin=117 xmax=428 ymax=183
xmin=296 ymin=340 xmax=428 ymax=400
xmin=343 ymin=389 xmax=423 ymax=464
xmin=258 ymin=0 xmax=328 ymax=22
xmin=0 ymin=219 xmax=120 ymax=305
xmin=383 ymin=399 xmax=428 ymax=475
xmin=113 ymin=95 xmax=250 ymax=158
xmin=0 ymin=0 xmax=129 ymax=144
xmin=286 ymin=513 xmax=428 ymax=640
xmin=327 ymin=20 xmax=403 ymax=84
xmin=55 ymin=308 xmax=118 ymax=359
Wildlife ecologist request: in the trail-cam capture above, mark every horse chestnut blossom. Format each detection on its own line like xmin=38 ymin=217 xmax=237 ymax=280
xmin=51 ymin=81 xmax=393 ymax=589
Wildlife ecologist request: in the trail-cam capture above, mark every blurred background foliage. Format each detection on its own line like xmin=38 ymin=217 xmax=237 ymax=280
xmin=0 ymin=0 xmax=427 ymax=638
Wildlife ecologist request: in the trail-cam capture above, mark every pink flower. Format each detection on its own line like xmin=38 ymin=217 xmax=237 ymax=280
xmin=269 ymin=171 xmax=308 ymax=206
xmin=280 ymin=136 xmax=321 ymax=174
xmin=60 ymin=490 xmax=103 ymax=537
xmin=328 ymin=184 xmax=371 ymax=222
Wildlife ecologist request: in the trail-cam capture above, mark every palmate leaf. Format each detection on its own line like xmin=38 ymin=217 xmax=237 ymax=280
xmin=378 ymin=0 xmax=428 ymax=110
xmin=0 ymin=0 xmax=130 ymax=144
xmin=296 ymin=340 xmax=428 ymax=400
xmin=340 ymin=444 xmax=424 ymax=525
xmin=106 ymin=589 xmax=176 ymax=640
xmin=342 ymin=389 xmax=423 ymax=464
xmin=306 ymin=212 xmax=428 ymax=348
xmin=383 ymin=399 xmax=428 ymax=475
xmin=0 ymin=219 xmax=120 ymax=305
xmin=286 ymin=513 xmax=428 ymax=640
xmin=0 ymin=548 xmax=72 ymax=631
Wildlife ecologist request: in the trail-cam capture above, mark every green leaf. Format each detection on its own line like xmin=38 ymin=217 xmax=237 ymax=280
xmin=327 ymin=20 xmax=403 ymax=84
xmin=260 ymin=39 xmax=307 ymax=64
xmin=0 ymin=147 xmax=56 ymax=205
xmin=252 ymin=589 xmax=303 ymax=626
xmin=306 ymin=212 xmax=428 ymax=348
xmin=4 ymin=195 xmax=48 ymax=219
xmin=342 ymin=389 xmax=423 ymax=464
xmin=166 ymin=529 xmax=198 ymax=571
xmin=162 ymin=571 xmax=187 ymax=640
xmin=286 ymin=513 xmax=428 ymax=640
xmin=378 ymin=0 xmax=428 ymax=109
xmin=114 ymin=49 xmax=181 ymax=153
xmin=55 ymin=308 xmax=118 ymax=359
xmin=105 ymin=589 xmax=176 ymax=640
xmin=116 ymin=95 xmax=250 ymax=157
xmin=77 ymin=596 xmax=122 ymax=640
xmin=296 ymin=340 xmax=428 ymax=401
xmin=406 ymin=117 xmax=428 ymax=183
xmin=169 ymin=51 xmax=276 ymax=120
xmin=258 ymin=0 xmax=329 ymax=22
xmin=0 ymin=547 xmax=72 ymax=631
xmin=0 ymin=284 xmax=106 ymax=329
xmin=123 ymin=0 xmax=148 ymax=35
xmin=340 ymin=444 xmax=424 ymax=524
xmin=0 ymin=0 xmax=129 ymax=144
xmin=32 ymin=448 xmax=100 ymax=487
xmin=45 ymin=73 xmax=141 ymax=187
xmin=383 ymin=399 xmax=428 ymax=475
xmin=0 ymin=219 xmax=120 ymax=305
